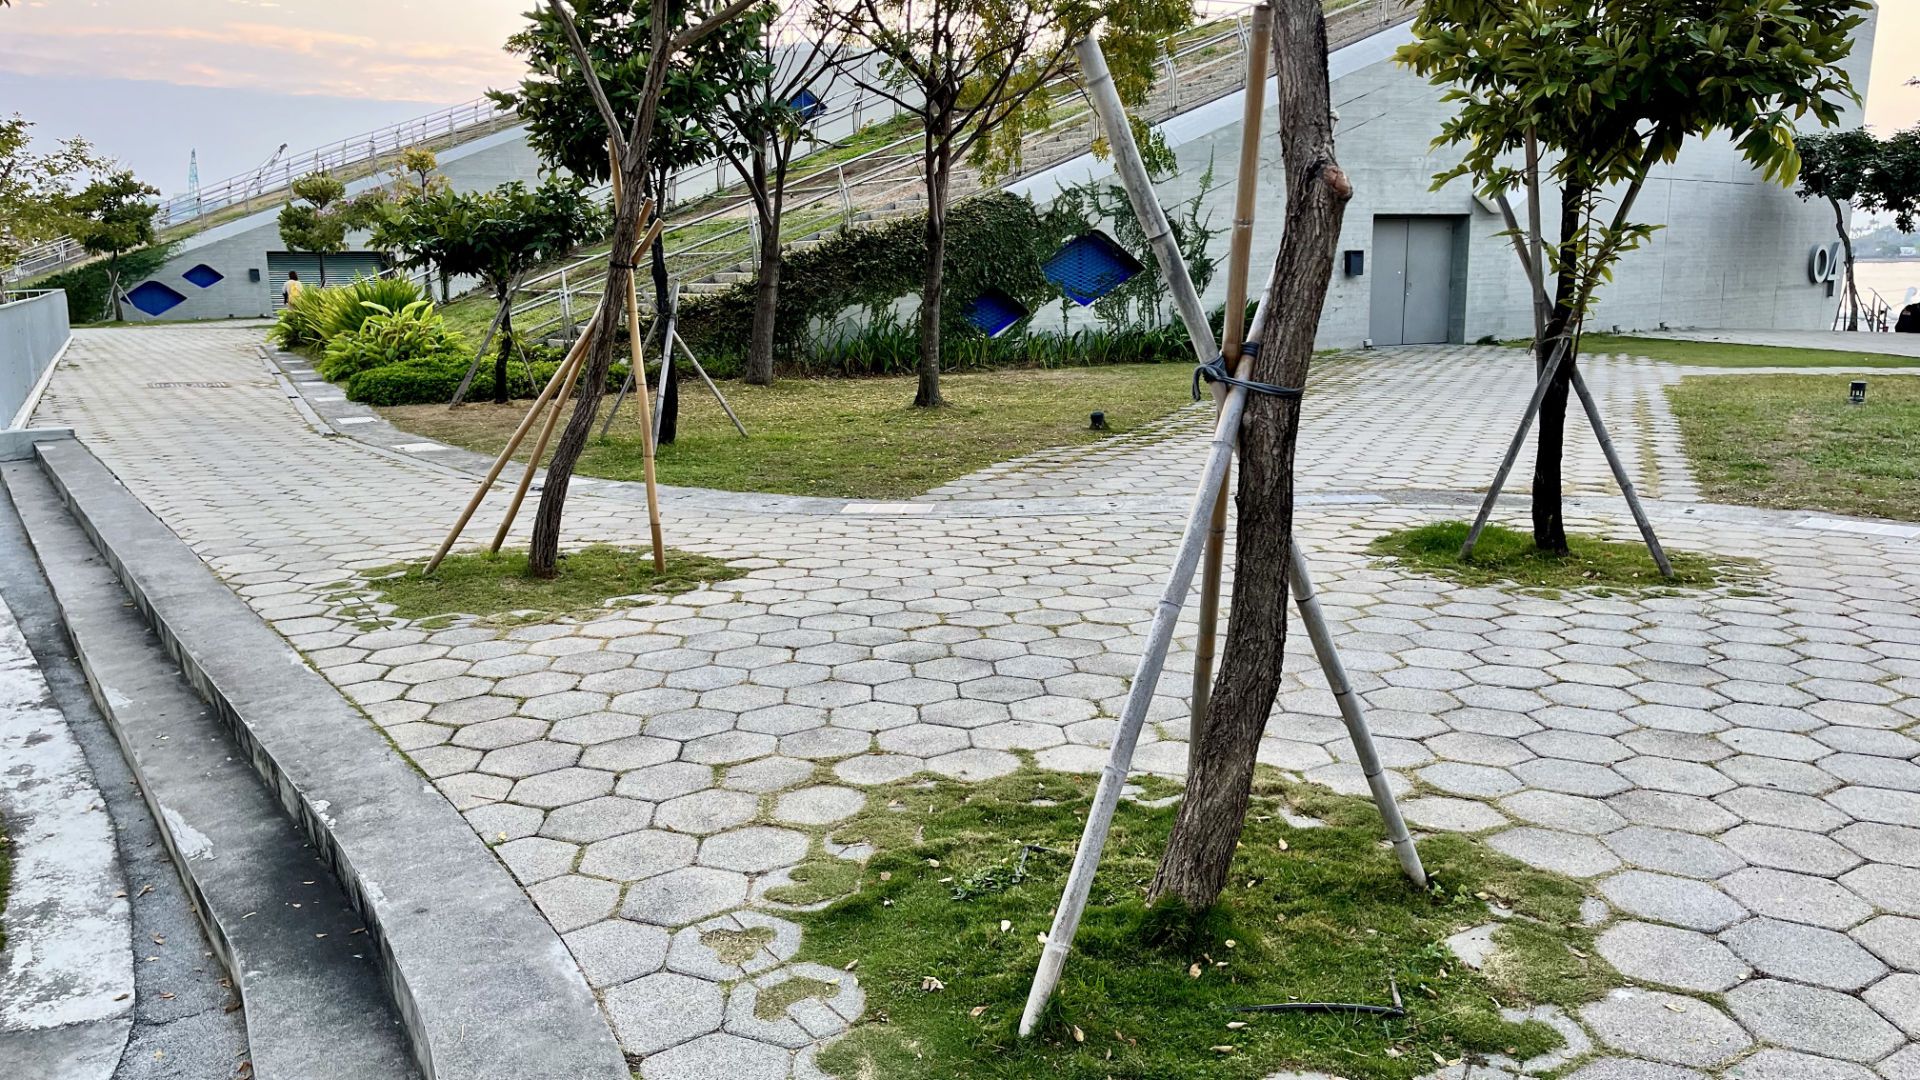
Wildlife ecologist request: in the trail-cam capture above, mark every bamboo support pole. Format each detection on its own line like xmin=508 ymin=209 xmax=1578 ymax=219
xmin=673 ymin=330 xmax=748 ymax=437
xmin=650 ymin=286 xmax=679 ymax=447
xmin=424 ymin=311 xmax=603 ymax=574
xmin=1191 ymin=4 xmax=1271 ymax=769
xmin=611 ymin=143 xmax=668 ymax=572
xmin=1289 ymin=545 xmax=1425 ymax=886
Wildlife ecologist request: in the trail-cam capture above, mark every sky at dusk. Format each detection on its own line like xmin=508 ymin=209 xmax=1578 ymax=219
xmin=1 ymin=0 xmax=1916 ymax=197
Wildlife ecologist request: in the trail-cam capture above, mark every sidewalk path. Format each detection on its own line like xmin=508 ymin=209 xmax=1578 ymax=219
xmin=29 ymin=326 xmax=1920 ymax=1080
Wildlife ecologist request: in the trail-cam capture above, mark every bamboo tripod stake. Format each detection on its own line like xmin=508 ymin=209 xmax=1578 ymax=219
xmin=611 ymin=141 xmax=668 ymax=572
xmin=489 ymin=211 xmax=665 ymax=555
xmin=424 ymin=311 xmax=604 ymax=574
xmin=1190 ymin=3 xmax=1271 ymax=768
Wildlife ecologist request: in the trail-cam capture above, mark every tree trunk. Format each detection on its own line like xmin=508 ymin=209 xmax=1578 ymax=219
xmin=317 ymin=251 xmax=328 ymax=287
xmin=493 ymin=291 xmax=514 ymax=404
xmin=914 ymin=117 xmax=952 ymax=409
xmin=1149 ymin=0 xmax=1351 ymax=911
xmin=107 ymin=259 xmax=123 ymax=323
xmin=650 ymin=175 xmax=680 ymax=445
xmin=1831 ymin=198 xmax=1861 ymax=332
xmin=1529 ymin=180 xmax=1587 ymax=555
xmin=747 ymin=143 xmax=782 ymax=386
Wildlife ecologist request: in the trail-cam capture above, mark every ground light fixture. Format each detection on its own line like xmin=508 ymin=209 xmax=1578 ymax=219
xmin=1851 ymin=379 xmax=1867 ymax=405
xmin=1090 ymin=410 xmax=1108 ymax=431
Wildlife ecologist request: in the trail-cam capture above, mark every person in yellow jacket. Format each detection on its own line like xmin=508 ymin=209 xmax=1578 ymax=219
xmin=283 ymin=270 xmax=303 ymax=307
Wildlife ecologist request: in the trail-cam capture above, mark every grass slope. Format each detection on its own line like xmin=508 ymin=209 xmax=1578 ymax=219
xmin=1668 ymin=373 xmax=1920 ymax=522
xmin=382 ymin=364 xmax=1196 ymax=499
xmin=773 ymin=767 xmax=1614 ymax=1080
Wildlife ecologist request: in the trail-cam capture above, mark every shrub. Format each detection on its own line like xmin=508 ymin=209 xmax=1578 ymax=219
xmin=320 ymin=299 xmax=465 ymax=380
xmin=270 ymin=275 xmax=425 ymax=349
xmin=345 ymin=353 xmax=629 ymax=407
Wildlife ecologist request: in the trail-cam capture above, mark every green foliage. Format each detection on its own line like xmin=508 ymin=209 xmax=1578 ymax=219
xmin=492 ymin=0 xmax=768 ymax=185
xmin=0 ymin=114 xmax=108 ymax=276
xmin=61 ymin=170 xmax=161 ymax=319
xmin=1051 ymin=158 xmax=1223 ymax=332
xmin=770 ymin=766 xmax=1605 ymax=1080
xmin=370 ymin=178 xmax=606 ymax=296
xmin=269 ymin=275 xmax=425 ymax=348
xmin=278 ymin=171 xmax=353 ymax=280
xmin=320 ymin=299 xmax=466 ymax=381
xmin=1368 ymin=522 xmax=1751 ymax=597
xmin=29 ymin=242 xmax=175 ymax=322
xmin=1799 ymin=126 xmax=1920 ymax=232
xmin=1398 ymin=0 xmax=1869 ymax=324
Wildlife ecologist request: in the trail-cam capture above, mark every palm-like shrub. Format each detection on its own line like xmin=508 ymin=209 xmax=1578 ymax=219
xmin=268 ymin=274 xmax=425 ymax=348
xmin=320 ymin=299 xmax=464 ymax=380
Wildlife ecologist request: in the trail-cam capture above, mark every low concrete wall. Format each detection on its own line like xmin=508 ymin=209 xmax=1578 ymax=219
xmin=1 ymin=290 xmax=70 ymax=428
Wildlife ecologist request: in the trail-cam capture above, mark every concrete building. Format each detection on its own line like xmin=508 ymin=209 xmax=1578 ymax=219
xmin=122 ymin=5 xmax=1876 ymax=345
xmin=1014 ymin=8 xmax=1879 ymax=348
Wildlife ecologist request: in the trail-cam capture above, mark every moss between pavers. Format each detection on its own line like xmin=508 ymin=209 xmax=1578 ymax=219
xmin=356 ymin=545 xmax=744 ymax=624
xmin=769 ymin=766 xmax=1612 ymax=1080
xmin=1369 ymin=522 xmax=1760 ymax=598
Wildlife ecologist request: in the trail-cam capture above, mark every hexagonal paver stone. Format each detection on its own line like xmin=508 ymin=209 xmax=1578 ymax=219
xmin=1595 ymin=922 xmax=1748 ymax=992
xmin=1865 ymin=971 xmax=1920 ymax=1037
xmin=1401 ymin=796 xmax=1507 ymax=833
xmin=1608 ymin=790 xmax=1740 ymax=835
xmin=1604 ymin=826 xmax=1744 ymax=880
xmin=495 ymin=836 xmax=579 ymax=885
xmin=622 ymin=866 xmax=751 ymax=926
xmin=875 ymin=723 xmax=970 ymax=757
xmin=1598 ymin=871 xmax=1749 ymax=933
xmin=1721 ymin=824 xmax=1861 ymax=877
xmin=699 ymin=827 xmax=810 ymax=873
xmin=774 ymin=785 xmax=867 ymax=826
xmin=723 ymin=756 xmax=816 ymax=794
xmin=640 ymin=1032 xmax=790 ymax=1080
xmin=1417 ymin=762 xmax=1522 ymax=797
xmin=603 ymin=971 xmax=725 ymax=1056
xmin=1578 ymin=987 xmax=1752 ymax=1067
xmin=1835 ymin=823 xmax=1920 ymax=868
xmin=529 ymin=874 xmax=621 ymax=933
xmin=1721 ymin=868 xmax=1873 ymax=930
xmin=723 ymin=962 xmax=864 ymax=1049
xmin=579 ymin=734 xmax=678 ymax=772
xmin=1851 ymin=915 xmax=1920 ymax=971
xmin=579 ymin=829 xmax=697 ymax=882
xmin=1721 ymin=918 xmax=1887 ymax=991
xmin=926 ymin=747 xmax=1019 ymax=781
xmin=666 ymin=910 xmax=801 ymax=981
xmin=1885 ymin=1045 xmax=1920 ymax=1080
xmin=565 ymin=918 xmax=670 ymax=989
xmin=1839 ymin=863 xmax=1920 ymax=916
xmin=1488 ymin=827 xmax=1621 ymax=878
xmin=1564 ymin=1061 xmax=1708 ymax=1080
xmin=542 ymin=795 xmax=655 ymax=843
xmin=1724 ymin=979 xmax=1903 ymax=1063
xmin=508 ymin=767 xmax=615 ymax=809
xmin=1499 ymin=790 xmax=1626 ymax=835
xmin=1511 ymin=758 xmax=1630 ymax=796
xmin=1721 ymin=1049 xmax=1878 ymax=1080
xmin=832 ymin=753 xmax=922 ymax=786
xmin=1445 ymin=924 xmax=1498 ymax=970
xmin=656 ymin=789 xmax=759 ymax=836
xmin=683 ymin=730 xmax=778 ymax=766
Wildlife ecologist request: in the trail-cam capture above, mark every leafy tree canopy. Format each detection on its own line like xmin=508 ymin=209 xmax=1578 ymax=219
xmin=1801 ymin=125 xmax=1920 ymax=232
xmin=1 ymin=114 xmax=109 ymax=272
xmin=492 ymin=0 xmax=769 ymax=184
xmin=65 ymin=170 xmax=159 ymax=260
xmin=278 ymin=171 xmax=353 ymax=269
xmin=371 ymin=177 xmax=607 ymax=294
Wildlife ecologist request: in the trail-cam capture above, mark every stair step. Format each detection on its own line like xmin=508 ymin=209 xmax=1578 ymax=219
xmin=1 ymin=461 xmax=419 ymax=1080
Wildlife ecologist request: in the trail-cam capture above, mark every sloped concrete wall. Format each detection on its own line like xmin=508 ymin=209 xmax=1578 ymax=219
xmin=1 ymin=290 xmax=70 ymax=427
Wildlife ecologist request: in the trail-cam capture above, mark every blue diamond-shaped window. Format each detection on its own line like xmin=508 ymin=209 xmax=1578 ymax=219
xmin=182 ymin=263 xmax=224 ymax=288
xmin=126 ymin=281 xmax=188 ymax=316
xmin=1043 ymin=230 xmax=1145 ymax=306
xmin=965 ymin=288 xmax=1029 ymax=338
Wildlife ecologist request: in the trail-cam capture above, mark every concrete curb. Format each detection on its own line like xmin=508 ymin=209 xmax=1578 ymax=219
xmin=29 ymin=439 xmax=630 ymax=1080
xmin=0 ymin=592 xmax=132 ymax=1080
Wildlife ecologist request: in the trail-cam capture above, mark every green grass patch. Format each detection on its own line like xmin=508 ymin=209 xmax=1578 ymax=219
xmin=778 ymin=767 xmax=1610 ymax=1080
xmin=1576 ymin=334 xmax=1920 ymax=369
xmin=1668 ymin=373 xmax=1920 ymax=522
xmin=1368 ymin=522 xmax=1752 ymax=597
xmin=360 ymin=545 xmax=743 ymax=623
xmin=381 ymin=364 xmax=1195 ymax=499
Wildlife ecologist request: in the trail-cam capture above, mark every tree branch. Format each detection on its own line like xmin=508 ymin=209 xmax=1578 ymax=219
xmin=544 ymin=0 xmax=629 ymax=159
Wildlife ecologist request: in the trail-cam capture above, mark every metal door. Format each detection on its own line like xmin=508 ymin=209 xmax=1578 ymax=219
xmin=1369 ymin=216 xmax=1455 ymax=346
xmin=1369 ymin=217 xmax=1408 ymax=345
xmin=267 ymin=252 xmax=388 ymax=308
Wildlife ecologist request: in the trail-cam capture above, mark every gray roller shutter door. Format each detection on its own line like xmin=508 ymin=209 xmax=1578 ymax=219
xmin=267 ymin=251 xmax=388 ymax=308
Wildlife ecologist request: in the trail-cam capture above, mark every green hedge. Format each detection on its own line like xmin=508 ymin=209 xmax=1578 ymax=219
xmin=345 ymin=354 xmax=630 ymax=407
xmin=29 ymin=243 xmax=178 ymax=323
